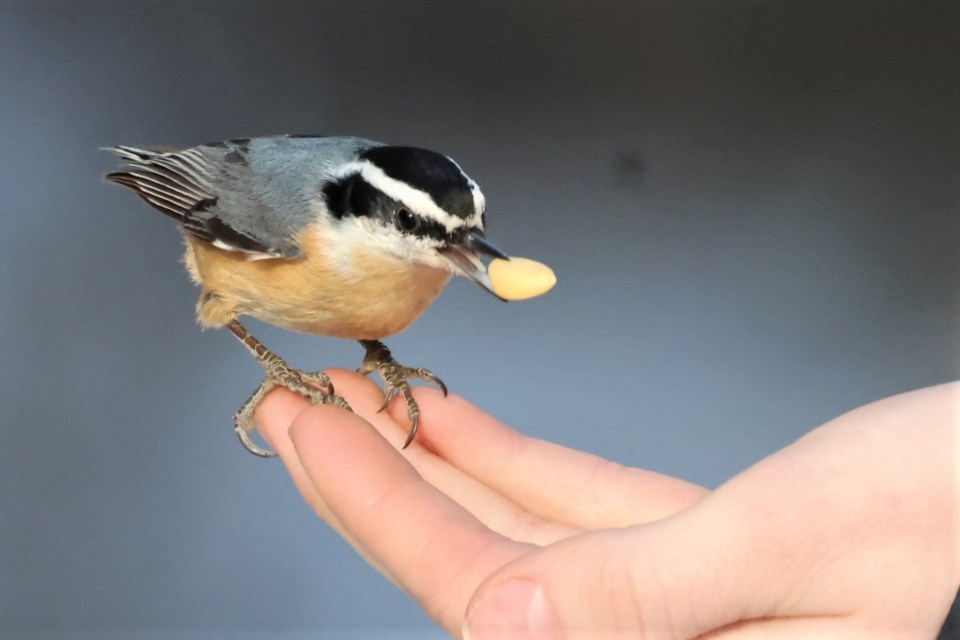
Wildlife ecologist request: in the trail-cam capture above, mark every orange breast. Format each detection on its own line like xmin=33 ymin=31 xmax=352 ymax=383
xmin=183 ymin=229 xmax=451 ymax=339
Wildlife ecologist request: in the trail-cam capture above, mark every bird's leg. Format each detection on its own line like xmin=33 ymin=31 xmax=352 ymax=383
xmin=228 ymin=320 xmax=350 ymax=458
xmin=356 ymin=340 xmax=448 ymax=449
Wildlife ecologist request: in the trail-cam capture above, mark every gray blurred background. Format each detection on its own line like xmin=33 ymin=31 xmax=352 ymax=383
xmin=1 ymin=0 xmax=957 ymax=637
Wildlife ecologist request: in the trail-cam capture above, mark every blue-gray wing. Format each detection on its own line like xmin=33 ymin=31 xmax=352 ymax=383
xmin=104 ymin=135 xmax=380 ymax=259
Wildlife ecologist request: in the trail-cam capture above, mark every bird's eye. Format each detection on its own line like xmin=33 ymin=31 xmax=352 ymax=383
xmin=395 ymin=208 xmax=419 ymax=232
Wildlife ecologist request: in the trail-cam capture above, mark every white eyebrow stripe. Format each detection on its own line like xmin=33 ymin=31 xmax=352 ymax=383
xmin=337 ymin=160 xmax=482 ymax=230
xmin=471 ymin=186 xmax=485 ymax=217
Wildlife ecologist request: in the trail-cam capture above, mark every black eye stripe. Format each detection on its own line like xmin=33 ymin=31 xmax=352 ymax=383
xmin=323 ymin=173 xmax=392 ymax=220
xmin=411 ymin=217 xmax=448 ymax=242
xmin=324 ymin=173 xmax=456 ymax=244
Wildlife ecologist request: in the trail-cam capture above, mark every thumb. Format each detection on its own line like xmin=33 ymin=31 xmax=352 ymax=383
xmin=461 ymin=507 xmax=760 ymax=640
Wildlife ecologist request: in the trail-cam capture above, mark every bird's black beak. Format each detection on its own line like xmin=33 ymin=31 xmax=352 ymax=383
xmin=462 ymin=231 xmax=509 ymax=261
xmin=439 ymin=230 xmax=509 ymax=300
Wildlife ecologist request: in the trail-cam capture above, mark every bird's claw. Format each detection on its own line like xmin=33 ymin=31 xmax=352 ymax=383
xmin=377 ymin=386 xmax=401 ymax=413
xmin=233 ymin=365 xmax=351 ymax=458
xmin=358 ymin=340 xmax=445 ymax=448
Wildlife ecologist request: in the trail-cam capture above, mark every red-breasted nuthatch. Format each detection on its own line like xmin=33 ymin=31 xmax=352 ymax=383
xmin=104 ymin=135 xmax=515 ymax=457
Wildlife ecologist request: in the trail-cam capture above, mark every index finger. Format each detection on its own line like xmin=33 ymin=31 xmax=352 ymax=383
xmin=288 ymin=404 xmax=532 ymax=634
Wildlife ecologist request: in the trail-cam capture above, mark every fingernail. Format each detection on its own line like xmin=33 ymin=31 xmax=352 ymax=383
xmin=463 ymin=579 xmax=558 ymax=640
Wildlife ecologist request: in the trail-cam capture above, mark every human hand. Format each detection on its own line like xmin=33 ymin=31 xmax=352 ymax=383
xmin=256 ymin=374 xmax=959 ymax=638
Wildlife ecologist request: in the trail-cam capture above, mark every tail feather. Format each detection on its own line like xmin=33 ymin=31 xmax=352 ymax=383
xmin=103 ymin=145 xmax=215 ymax=222
xmin=101 ymin=145 xmax=162 ymax=163
xmin=105 ymin=171 xmax=186 ymax=221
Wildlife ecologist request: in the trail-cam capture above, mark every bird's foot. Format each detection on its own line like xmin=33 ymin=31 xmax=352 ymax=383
xmin=357 ymin=340 xmax=448 ymax=449
xmin=228 ymin=320 xmax=350 ymax=458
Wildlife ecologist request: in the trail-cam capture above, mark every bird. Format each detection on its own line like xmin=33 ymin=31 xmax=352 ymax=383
xmin=104 ymin=134 xmax=509 ymax=458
